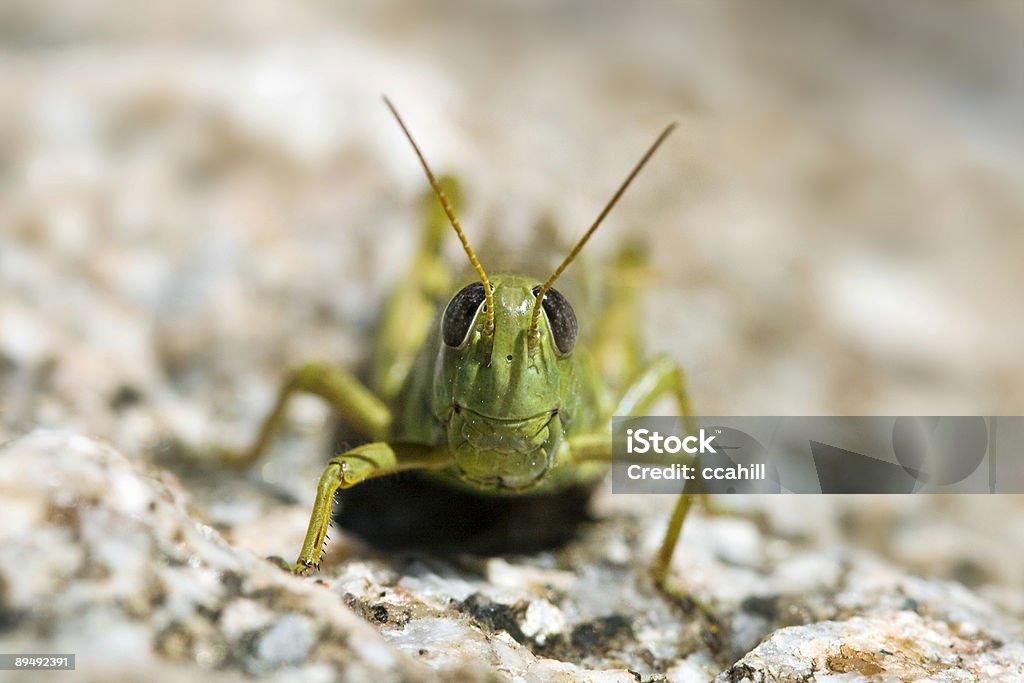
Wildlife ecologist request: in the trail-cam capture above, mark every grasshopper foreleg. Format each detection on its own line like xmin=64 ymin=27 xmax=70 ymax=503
xmin=571 ymin=355 xmax=699 ymax=590
xmin=292 ymin=442 xmax=453 ymax=574
xmin=610 ymin=355 xmax=698 ymax=588
xmin=568 ymin=355 xmax=719 ymax=639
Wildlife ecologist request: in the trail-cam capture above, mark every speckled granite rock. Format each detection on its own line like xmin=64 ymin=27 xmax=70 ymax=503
xmin=0 ymin=432 xmax=443 ymax=682
xmin=2 ymin=432 xmax=1022 ymax=682
xmin=719 ymin=613 xmax=1023 ymax=683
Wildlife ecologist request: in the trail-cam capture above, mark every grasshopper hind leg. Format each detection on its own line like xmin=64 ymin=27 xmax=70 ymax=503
xmin=371 ymin=175 xmax=460 ymax=402
xmin=590 ymin=241 xmax=651 ymax=388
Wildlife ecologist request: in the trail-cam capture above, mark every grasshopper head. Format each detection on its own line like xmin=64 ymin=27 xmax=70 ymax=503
xmin=435 ymin=275 xmax=577 ymax=491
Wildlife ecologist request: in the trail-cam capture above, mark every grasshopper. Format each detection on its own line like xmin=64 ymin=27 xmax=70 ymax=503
xmin=236 ymin=97 xmax=698 ymax=594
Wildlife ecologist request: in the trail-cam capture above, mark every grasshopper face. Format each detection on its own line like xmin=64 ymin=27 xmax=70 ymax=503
xmin=435 ymin=275 xmax=577 ymax=491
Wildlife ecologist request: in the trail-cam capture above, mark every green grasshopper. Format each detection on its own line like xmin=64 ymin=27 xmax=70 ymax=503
xmin=236 ymin=97 xmax=697 ymax=594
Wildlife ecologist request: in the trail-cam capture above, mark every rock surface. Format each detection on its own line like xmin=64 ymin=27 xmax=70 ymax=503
xmin=721 ymin=613 xmax=1022 ymax=683
xmin=2 ymin=432 xmax=1022 ymax=681
xmin=2 ymin=2 xmax=1023 ymax=681
xmin=0 ymin=432 xmax=442 ymax=682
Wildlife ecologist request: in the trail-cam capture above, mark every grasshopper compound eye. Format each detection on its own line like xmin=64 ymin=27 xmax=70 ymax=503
xmin=532 ymin=285 xmax=578 ymax=356
xmin=442 ymin=282 xmax=488 ymax=348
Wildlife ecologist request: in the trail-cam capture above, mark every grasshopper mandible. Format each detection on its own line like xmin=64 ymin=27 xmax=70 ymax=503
xmin=236 ymin=97 xmax=697 ymax=593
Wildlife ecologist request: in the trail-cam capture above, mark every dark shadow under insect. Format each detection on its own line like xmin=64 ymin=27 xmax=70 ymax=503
xmin=333 ymin=470 xmax=598 ymax=555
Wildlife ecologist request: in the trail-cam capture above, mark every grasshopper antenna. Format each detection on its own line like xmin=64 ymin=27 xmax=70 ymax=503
xmin=383 ymin=96 xmax=495 ymax=340
xmin=528 ymin=121 xmax=678 ymax=354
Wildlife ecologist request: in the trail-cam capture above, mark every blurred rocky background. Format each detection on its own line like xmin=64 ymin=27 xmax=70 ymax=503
xmin=1 ymin=1 xmax=1022 ymax=681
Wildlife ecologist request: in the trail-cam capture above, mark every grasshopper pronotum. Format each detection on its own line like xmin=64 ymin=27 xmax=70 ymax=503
xmin=236 ymin=97 xmax=698 ymax=596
